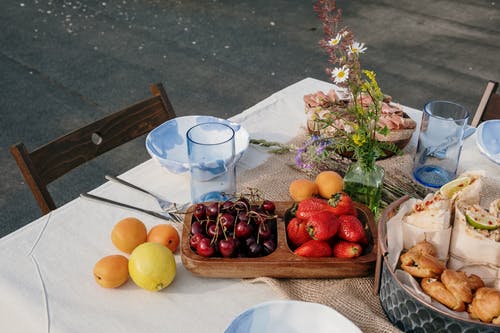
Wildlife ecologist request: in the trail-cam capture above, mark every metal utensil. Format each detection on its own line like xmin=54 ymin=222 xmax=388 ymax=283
xmin=80 ymin=193 xmax=183 ymax=223
xmin=105 ymin=175 xmax=189 ymax=212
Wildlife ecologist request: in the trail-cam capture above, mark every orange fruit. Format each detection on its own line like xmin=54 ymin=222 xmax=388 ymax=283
xmin=147 ymin=224 xmax=180 ymax=253
xmin=93 ymin=255 xmax=129 ymax=288
xmin=289 ymin=179 xmax=319 ymax=202
xmin=315 ymin=171 xmax=344 ymax=199
xmin=111 ymin=217 xmax=147 ymax=254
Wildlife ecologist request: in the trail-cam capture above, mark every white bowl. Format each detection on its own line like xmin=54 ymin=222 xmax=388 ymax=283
xmin=146 ymin=115 xmax=250 ymax=174
xmin=225 ymin=300 xmax=362 ymax=333
xmin=476 ymin=119 xmax=500 ymax=165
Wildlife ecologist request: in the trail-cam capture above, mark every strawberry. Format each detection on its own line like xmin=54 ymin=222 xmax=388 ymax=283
xmin=337 ymin=215 xmax=366 ymax=242
xmin=286 ymin=217 xmax=312 ymax=248
xmin=327 ymin=192 xmax=357 ymax=216
xmin=306 ymin=210 xmax=339 ymax=241
xmin=294 ymin=239 xmax=332 ymax=257
xmin=296 ymin=197 xmax=337 ymax=219
xmin=332 ymin=240 xmax=362 ymax=258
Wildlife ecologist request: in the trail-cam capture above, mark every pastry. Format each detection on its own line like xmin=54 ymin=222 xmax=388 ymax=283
xmin=468 ymin=287 xmax=500 ymax=324
xmin=400 ymin=243 xmax=445 ymax=279
xmin=467 ymin=274 xmax=486 ymax=292
xmin=421 ymin=277 xmax=465 ymax=312
xmin=441 ymin=270 xmax=473 ymax=304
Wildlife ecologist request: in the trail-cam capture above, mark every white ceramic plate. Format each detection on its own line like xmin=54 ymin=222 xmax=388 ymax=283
xmin=476 ymin=119 xmax=500 ymax=165
xmin=146 ymin=115 xmax=250 ymax=174
xmin=225 ymin=300 xmax=362 ymax=333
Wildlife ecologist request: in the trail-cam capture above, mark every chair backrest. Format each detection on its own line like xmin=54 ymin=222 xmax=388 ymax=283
xmin=471 ymin=80 xmax=499 ymax=127
xmin=10 ymin=83 xmax=176 ymax=215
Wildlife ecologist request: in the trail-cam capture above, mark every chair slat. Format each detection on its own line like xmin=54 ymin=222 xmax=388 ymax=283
xmin=10 ymin=83 xmax=176 ymax=215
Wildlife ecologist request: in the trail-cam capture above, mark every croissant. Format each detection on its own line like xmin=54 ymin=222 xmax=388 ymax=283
xmin=407 ymin=240 xmax=437 ymax=257
xmin=421 ymin=277 xmax=465 ymax=312
xmin=441 ymin=270 xmax=473 ymax=304
xmin=400 ymin=251 xmax=445 ymax=278
xmin=468 ymin=287 xmax=500 ymax=324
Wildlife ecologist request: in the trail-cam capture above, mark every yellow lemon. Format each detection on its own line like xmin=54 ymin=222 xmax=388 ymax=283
xmin=129 ymin=242 xmax=176 ymax=291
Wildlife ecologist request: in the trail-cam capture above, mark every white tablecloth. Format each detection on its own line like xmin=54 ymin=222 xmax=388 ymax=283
xmin=1 ymin=78 xmax=497 ymax=332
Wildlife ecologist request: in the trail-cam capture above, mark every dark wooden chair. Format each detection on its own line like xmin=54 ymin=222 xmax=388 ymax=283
xmin=10 ymin=83 xmax=176 ymax=215
xmin=471 ymin=80 xmax=499 ymax=127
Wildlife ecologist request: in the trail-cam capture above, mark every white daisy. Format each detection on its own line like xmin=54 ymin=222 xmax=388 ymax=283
xmin=348 ymin=41 xmax=367 ymax=55
xmin=331 ymin=66 xmax=350 ymax=84
xmin=327 ymin=33 xmax=342 ymax=47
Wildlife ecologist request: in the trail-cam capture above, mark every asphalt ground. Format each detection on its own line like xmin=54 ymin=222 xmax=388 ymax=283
xmin=1 ymin=0 xmax=499 ymax=237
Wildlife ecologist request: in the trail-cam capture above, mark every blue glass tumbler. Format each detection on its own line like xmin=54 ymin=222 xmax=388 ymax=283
xmin=187 ymin=122 xmax=236 ymax=203
xmin=413 ymin=101 xmax=469 ymax=188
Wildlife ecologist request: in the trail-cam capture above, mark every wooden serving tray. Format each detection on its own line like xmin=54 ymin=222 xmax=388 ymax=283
xmin=180 ymin=201 xmax=378 ymax=278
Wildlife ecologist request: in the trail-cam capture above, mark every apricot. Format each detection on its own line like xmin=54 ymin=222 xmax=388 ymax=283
xmin=289 ymin=179 xmax=319 ymax=202
xmin=93 ymin=255 xmax=129 ymax=288
xmin=111 ymin=217 xmax=147 ymax=254
xmin=315 ymin=171 xmax=344 ymax=199
xmin=147 ymin=224 xmax=180 ymax=253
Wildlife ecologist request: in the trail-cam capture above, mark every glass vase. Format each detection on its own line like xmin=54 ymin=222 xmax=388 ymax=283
xmin=343 ymin=161 xmax=384 ymax=215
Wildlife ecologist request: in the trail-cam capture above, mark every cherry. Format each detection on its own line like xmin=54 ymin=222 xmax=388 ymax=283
xmin=247 ymin=242 xmax=263 ymax=257
xmin=258 ymin=222 xmax=272 ymax=240
xmin=262 ymin=239 xmax=276 ymax=254
xmin=218 ymin=237 xmax=237 ymax=258
xmin=244 ymin=236 xmax=257 ymax=248
xmin=221 ymin=200 xmax=235 ymax=214
xmin=219 ymin=213 xmax=235 ymax=230
xmin=193 ymin=204 xmax=206 ymax=220
xmin=205 ymin=202 xmax=219 ymax=218
xmin=207 ymin=223 xmax=223 ymax=239
xmin=190 ymin=233 xmax=205 ymax=250
xmin=252 ymin=213 xmax=266 ymax=225
xmin=262 ymin=200 xmax=276 ymax=214
xmin=235 ymin=221 xmax=253 ymax=238
xmin=237 ymin=211 xmax=249 ymax=223
xmin=234 ymin=197 xmax=250 ymax=211
xmin=196 ymin=237 xmax=215 ymax=257
xmin=188 ymin=198 xmax=278 ymax=258
xmin=191 ymin=221 xmax=203 ymax=235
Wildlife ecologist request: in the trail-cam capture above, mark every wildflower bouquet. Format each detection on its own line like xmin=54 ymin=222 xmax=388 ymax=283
xmin=297 ymin=0 xmax=405 ymax=173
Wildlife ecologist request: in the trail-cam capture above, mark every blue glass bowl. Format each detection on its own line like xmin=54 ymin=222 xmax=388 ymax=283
xmin=476 ymin=119 xmax=500 ymax=165
xmin=146 ymin=116 xmax=250 ymax=174
xmin=225 ymin=300 xmax=362 ymax=333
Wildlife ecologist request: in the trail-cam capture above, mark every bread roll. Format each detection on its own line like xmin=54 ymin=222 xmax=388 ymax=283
xmin=468 ymin=287 xmax=500 ymax=323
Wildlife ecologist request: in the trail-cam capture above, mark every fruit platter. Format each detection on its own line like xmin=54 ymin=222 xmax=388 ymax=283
xmin=180 ymin=194 xmax=377 ymax=279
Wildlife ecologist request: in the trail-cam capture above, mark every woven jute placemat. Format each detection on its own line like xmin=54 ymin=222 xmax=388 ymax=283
xmin=237 ymin=148 xmax=401 ymax=333
xmin=237 ymin=134 xmax=499 ymax=333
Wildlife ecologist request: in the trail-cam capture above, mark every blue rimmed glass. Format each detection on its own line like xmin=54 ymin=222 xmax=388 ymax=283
xmin=187 ymin=122 xmax=236 ymax=203
xmin=413 ymin=101 xmax=469 ymax=188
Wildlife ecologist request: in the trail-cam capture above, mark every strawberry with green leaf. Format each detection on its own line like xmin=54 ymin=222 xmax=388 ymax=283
xmin=305 ymin=210 xmax=339 ymax=241
xmin=332 ymin=240 xmax=362 ymax=258
xmin=328 ymin=192 xmax=356 ymax=216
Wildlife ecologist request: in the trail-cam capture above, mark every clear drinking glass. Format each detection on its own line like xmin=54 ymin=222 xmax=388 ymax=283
xmin=413 ymin=101 xmax=469 ymax=188
xmin=187 ymin=122 xmax=236 ymax=203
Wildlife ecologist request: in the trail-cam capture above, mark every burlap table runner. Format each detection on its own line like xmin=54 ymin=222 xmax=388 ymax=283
xmin=237 ymin=145 xmax=402 ymax=333
xmin=237 ymin=133 xmax=500 ymax=333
